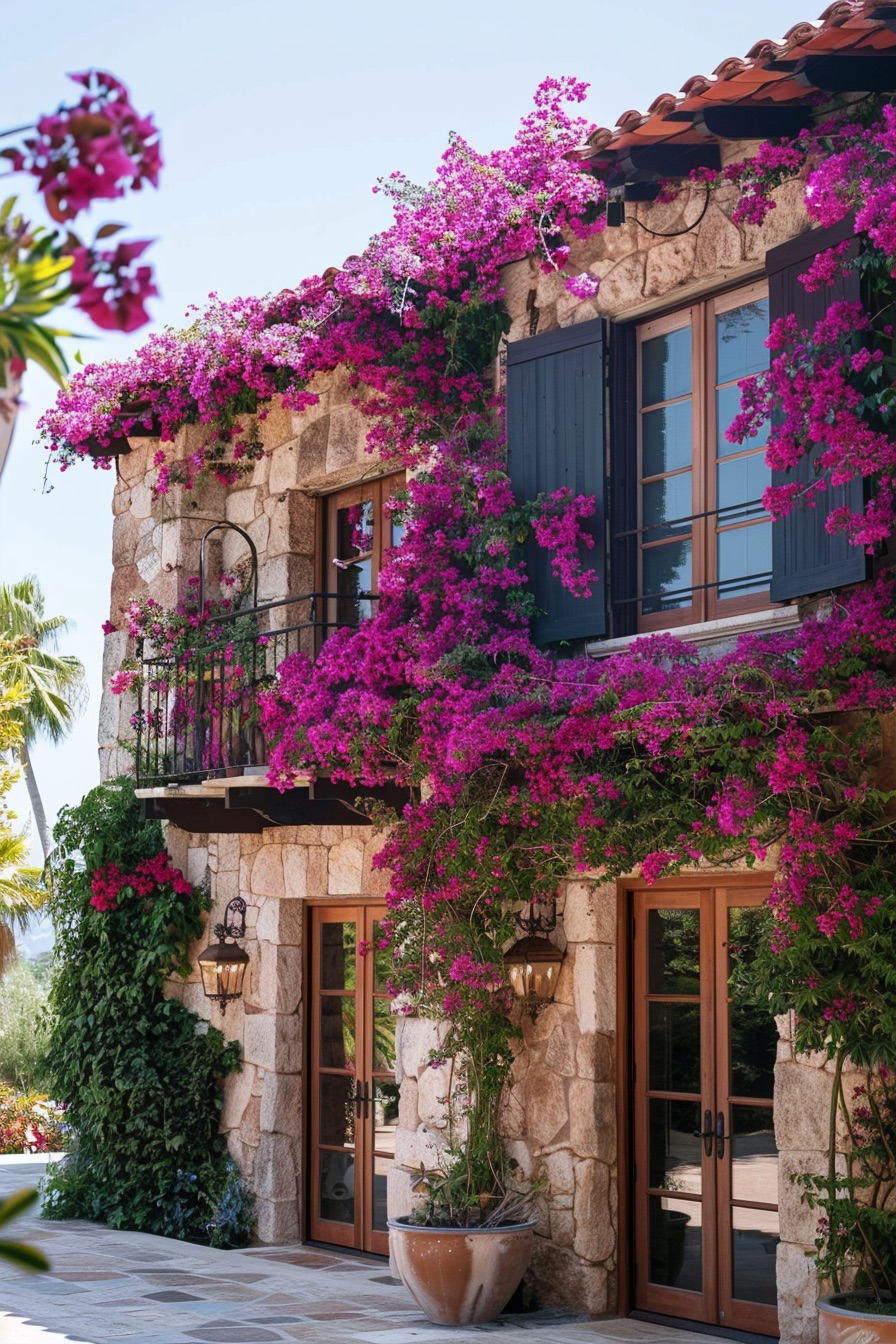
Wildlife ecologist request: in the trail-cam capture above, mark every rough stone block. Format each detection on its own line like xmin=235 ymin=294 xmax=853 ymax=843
xmin=394 ymin=1125 xmax=446 ymax=1171
xmin=573 ymin=1159 xmax=614 ymax=1263
xmin=186 ymin=846 xmax=209 ymax=885
xmin=524 ymin=1066 xmax=569 ymax=1148
xmin=216 ymin=833 xmax=241 ymax=872
xmin=243 ymin=1011 xmax=301 ymax=1074
xmin=527 ymin=1238 xmax=610 ymax=1315
xmin=643 ymin=235 xmax=699 ymax=299
xmin=251 ymin=846 xmax=285 ymax=899
xmin=328 ymin=838 xmax=364 ymax=895
xmin=398 ymin=1077 xmax=419 ymax=1130
xmin=775 ymin=1062 xmax=835 ymax=1153
xmin=267 ymin=490 xmax=316 ymax=558
xmin=255 ymin=1195 xmax=300 ymax=1245
xmin=416 ymin=1061 xmax=452 ymax=1128
xmin=268 ymin=442 xmax=299 ymax=493
xmin=221 ymin=1062 xmax=256 ymax=1131
xmin=573 ymin=943 xmax=616 ymax=1035
xmin=545 ymin=1019 xmax=580 ymax=1078
xmin=569 ymin=1080 xmax=615 ymax=1162
xmin=776 ymin=1240 xmax=820 ymax=1344
xmin=543 ymin=1147 xmax=575 ymax=1197
xmin=254 ymin=891 xmax=303 ymax=946
xmin=575 ymin=1031 xmax=614 ymax=1083
xmin=593 ymin=253 xmax=646 ymax=317
xmin=239 ymin=1094 xmax=262 ymax=1150
xmin=253 ymin=1131 xmax=300 ymax=1202
xmin=561 ymin=881 xmax=617 ymax=945
xmin=259 ymin=1071 xmax=302 ymax=1136
xmin=225 ymin=487 xmax=260 ymax=527
xmin=326 ymin=406 xmax=368 ymax=472
xmin=779 ymin=1151 xmax=843 ymax=1247
xmin=386 ymin=1164 xmax=424 ymax=1222
xmin=252 ymin=941 xmax=302 ymax=1015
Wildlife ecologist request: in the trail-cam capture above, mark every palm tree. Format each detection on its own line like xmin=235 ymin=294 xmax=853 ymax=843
xmin=0 ymin=672 xmax=45 ymax=973
xmin=0 ymin=577 xmax=85 ymax=861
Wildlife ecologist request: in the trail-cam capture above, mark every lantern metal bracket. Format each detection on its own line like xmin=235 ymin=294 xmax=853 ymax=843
xmin=514 ymin=895 xmax=557 ymax=937
xmin=215 ymin=896 xmax=247 ymax=943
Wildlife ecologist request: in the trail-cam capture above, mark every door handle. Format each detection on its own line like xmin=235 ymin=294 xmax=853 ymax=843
xmin=692 ymin=1109 xmax=714 ymax=1158
xmin=352 ymin=1080 xmax=365 ymax=1118
xmin=715 ymin=1110 xmax=730 ymax=1159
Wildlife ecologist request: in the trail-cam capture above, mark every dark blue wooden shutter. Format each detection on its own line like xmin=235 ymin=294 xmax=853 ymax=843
xmin=506 ymin=318 xmax=606 ymax=643
xmin=768 ymin=218 xmax=868 ymax=602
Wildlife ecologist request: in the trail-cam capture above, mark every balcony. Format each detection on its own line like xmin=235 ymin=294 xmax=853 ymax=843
xmin=133 ymin=590 xmax=405 ymax=831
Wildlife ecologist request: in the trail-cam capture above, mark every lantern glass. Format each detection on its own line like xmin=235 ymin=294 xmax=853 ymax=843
xmin=198 ymin=941 xmax=249 ymax=1009
xmin=503 ymin=936 xmax=564 ymax=1014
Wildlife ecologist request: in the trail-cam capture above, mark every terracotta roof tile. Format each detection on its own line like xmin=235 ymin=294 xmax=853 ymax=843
xmin=582 ymin=0 xmax=896 ymax=177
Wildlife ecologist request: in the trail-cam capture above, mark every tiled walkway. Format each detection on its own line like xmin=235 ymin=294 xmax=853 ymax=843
xmin=0 ymin=1158 xmax=729 ymax=1344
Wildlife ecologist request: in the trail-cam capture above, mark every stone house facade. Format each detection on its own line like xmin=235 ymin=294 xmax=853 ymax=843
xmin=96 ymin=8 xmax=896 ymax=1342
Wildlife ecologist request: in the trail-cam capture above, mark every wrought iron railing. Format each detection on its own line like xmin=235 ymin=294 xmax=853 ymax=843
xmin=134 ymin=591 xmax=378 ymax=787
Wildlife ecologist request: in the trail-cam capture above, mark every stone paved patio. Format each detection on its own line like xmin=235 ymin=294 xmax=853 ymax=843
xmin=0 ymin=1158 xmax=733 ymax=1344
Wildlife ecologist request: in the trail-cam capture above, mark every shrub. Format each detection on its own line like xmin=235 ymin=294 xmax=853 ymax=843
xmin=40 ymin=778 xmax=244 ymax=1241
xmin=0 ymin=960 xmax=53 ymax=1092
xmin=0 ymin=1087 xmax=66 ymax=1154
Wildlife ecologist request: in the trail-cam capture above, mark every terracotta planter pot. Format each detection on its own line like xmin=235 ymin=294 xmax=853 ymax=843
xmin=818 ymin=1291 xmax=896 ymax=1344
xmin=387 ymin=1217 xmax=536 ymax=1326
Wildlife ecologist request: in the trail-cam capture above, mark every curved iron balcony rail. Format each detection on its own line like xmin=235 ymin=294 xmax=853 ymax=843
xmin=134 ymin=590 xmax=378 ymax=788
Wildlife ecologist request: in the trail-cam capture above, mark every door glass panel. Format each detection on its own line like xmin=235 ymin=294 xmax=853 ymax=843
xmin=319 ymin=1074 xmax=355 ymax=1147
xmin=642 ymin=402 xmax=692 ymax=476
xmin=648 ymin=1003 xmax=700 ymax=1094
xmin=716 ymin=300 xmax=769 ymax=384
xmin=319 ymin=998 xmax=356 ymax=1070
xmin=372 ymin=923 xmax=391 ymax=993
xmin=648 ymin=1099 xmax=702 ymax=1192
xmin=319 ymin=1150 xmax=355 ymax=1225
xmin=320 ymin=922 xmax=356 ymax=991
xmin=642 ymin=541 xmax=692 ymax=614
xmin=649 ymin=1194 xmax=702 ymax=1291
xmin=372 ymin=1080 xmax=399 ymax=1233
xmin=642 ymin=472 xmax=692 ymax=540
xmin=336 ymin=500 xmax=374 ymax=557
xmin=642 ymin=327 xmax=691 ymax=405
xmin=372 ymin=998 xmax=396 ymax=1073
xmin=728 ymin=908 xmax=776 ymax=1099
xmin=336 ymin=560 xmax=373 ymax=626
xmin=731 ymin=1204 xmax=780 ymax=1305
xmin=647 ymin=909 xmax=700 ymax=994
xmin=730 ymin=1105 xmax=778 ymax=1205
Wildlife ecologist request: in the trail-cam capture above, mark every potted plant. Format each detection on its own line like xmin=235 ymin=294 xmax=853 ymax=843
xmin=388 ymin=1056 xmax=539 ymax=1327
xmin=795 ymin=1054 xmax=896 ymax=1343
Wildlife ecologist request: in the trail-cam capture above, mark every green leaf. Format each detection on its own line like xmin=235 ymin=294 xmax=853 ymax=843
xmin=0 ymin=1241 xmax=50 ymax=1273
xmin=0 ymin=1188 xmax=39 ymax=1227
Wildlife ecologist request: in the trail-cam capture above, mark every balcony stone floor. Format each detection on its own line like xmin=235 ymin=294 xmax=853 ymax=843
xmin=0 ymin=1158 xmax=736 ymax=1344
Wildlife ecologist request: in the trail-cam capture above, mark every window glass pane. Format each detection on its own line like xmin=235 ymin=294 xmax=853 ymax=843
xmin=716 ymin=384 xmax=769 ymax=458
xmin=320 ymin=922 xmax=356 ymax=991
xmin=717 ymin=522 xmax=772 ymax=599
xmin=731 ymin=1105 xmax=778 ymax=1204
xmin=642 ymin=327 xmax=691 ymax=406
xmin=647 ymin=909 xmax=700 ymax=995
xmin=648 ymin=1100 xmax=703 ymax=1192
xmin=336 ymin=501 xmax=374 ymax=558
xmin=649 ymin=1003 xmax=701 ymax=1093
xmin=648 ymin=1194 xmax=702 ymax=1291
xmin=336 ymin=559 xmax=373 ymax=626
xmin=390 ymin=519 xmax=406 ymax=549
xmin=717 ymin=454 xmax=769 ymax=524
xmin=716 ymin=299 xmax=769 ymax=384
xmin=643 ymin=472 xmax=692 ymax=541
xmin=643 ymin=401 xmax=692 ymax=476
xmin=642 ymin=540 xmax=692 ymax=614
xmin=732 ymin=1204 xmax=780 ymax=1305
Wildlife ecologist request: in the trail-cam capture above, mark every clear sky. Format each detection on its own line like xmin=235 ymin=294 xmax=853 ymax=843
xmin=0 ymin=0 xmax=804 ymax=872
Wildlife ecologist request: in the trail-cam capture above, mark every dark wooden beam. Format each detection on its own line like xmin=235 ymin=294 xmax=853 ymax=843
xmin=767 ymin=52 xmax=896 ymax=92
xmin=142 ymin=797 xmax=268 ymax=833
xmin=699 ymin=104 xmax=814 ymax=140
xmin=226 ymin=786 xmax=372 ymax=827
xmin=621 ymin=143 xmax=722 ymax=178
xmin=85 ymin=434 xmax=132 ymax=459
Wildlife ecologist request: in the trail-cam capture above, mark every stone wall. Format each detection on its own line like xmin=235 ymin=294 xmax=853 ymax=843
xmin=164 ymin=820 xmax=391 ymax=1244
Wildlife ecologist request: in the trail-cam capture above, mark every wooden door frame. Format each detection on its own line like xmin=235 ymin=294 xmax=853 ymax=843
xmin=615 ymin=873 xmax=777 ymax=1327
xmin=305 ymin=899 xmax=391 ymax=1255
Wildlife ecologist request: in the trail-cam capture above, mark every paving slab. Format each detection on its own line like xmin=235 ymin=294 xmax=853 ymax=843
xmin=0 ymin=1157 xmax=734 ymax=1344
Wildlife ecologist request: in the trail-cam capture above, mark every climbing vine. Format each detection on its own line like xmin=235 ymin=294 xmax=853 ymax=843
xmin=41 ymin=779 xmax=250 ymax=1243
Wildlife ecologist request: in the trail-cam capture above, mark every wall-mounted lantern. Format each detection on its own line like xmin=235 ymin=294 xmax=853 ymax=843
xmin=503 ymin=897 xmax=564 ymax=1018
xmin=198 ymin=897 xmax=249 ymax=1013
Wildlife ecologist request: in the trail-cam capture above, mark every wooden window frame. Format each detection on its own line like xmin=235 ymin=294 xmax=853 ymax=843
xmin=322 ymin=472 xmax=405 ymax=633
xmin=636 ymin=280 xmax=772 ymax=632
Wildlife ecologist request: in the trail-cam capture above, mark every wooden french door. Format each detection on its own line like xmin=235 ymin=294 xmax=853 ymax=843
xmin=309 ymin=904 xmax=398 ymax=1255
xmin=631 ymin=885 xmax=780 ymax=1335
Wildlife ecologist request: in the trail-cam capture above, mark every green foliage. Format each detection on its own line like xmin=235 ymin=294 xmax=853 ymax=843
xmin=0 ymin=200 xmax=74 ymax=386
xmin=41 ymin=778 xmax=244 ymax=1241
xmin=0 ymin=960 xmax=53 ymax=1092
xmin=0 ymin=1188 xmax=49 ymax=1273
